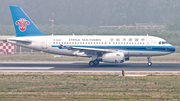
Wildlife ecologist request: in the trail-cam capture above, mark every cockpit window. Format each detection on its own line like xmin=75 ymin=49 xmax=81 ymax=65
xmin=159 ymin=41 xmax=168 ymax=45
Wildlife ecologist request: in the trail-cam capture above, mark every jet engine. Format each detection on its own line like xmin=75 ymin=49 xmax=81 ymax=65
xmin=102 ymin=53 xmax=125 ymax=63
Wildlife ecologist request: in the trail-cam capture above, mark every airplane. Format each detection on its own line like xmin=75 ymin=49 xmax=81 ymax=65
xmin=7 ymin=6 xmax=175 ymax=66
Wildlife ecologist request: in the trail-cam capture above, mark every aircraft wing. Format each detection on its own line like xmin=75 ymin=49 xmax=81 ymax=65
xmin=69 ymin=47 xmax=112 ymax=52
xmin=54 ymin=45 xmax=116 ymax=56
xmin=66 ymin=46 xmax=115 ymax=56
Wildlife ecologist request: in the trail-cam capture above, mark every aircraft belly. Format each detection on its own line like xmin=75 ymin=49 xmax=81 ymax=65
xmin=128 ymin=51 xmax=171 ymax=56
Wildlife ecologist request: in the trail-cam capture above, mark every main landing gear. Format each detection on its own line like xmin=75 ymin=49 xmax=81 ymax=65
xmin=89 ymin=59 xmax=99 ymax=67
xmin=147 ymin=56 xmax=152 ymax=66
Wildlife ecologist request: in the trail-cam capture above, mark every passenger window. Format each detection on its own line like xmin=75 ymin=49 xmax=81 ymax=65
xmin=159 ymin=42 xmax=161 ymax=44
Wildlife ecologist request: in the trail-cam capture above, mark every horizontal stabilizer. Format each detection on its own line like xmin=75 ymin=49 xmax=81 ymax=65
xmin=7 ymin=39 xmax=32 ymax=43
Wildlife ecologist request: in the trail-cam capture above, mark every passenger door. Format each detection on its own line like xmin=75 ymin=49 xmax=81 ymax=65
xmin=42 ymin=38 xmax=47 ymax=49
xmin=146 ymin=38 xmax=152 ymax=49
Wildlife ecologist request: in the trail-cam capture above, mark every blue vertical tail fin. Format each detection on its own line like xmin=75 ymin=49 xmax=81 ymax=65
xmin=10 ymin=6 xmax=47 ymax=37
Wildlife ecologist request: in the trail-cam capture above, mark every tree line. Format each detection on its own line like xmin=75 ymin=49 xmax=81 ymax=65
xmin=0 ymin=24 xmax=179 ymax=46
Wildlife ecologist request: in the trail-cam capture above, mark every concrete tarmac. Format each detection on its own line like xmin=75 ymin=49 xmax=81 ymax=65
xmin=0 ymin=62 xmax=179 ymax=71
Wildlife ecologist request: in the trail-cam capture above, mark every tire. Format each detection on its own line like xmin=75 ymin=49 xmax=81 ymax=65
xmin=147 ymin=62 xmax=152 ymax=66
xmin=94 ymin=60 xmax=99 ymax=65
xmin=89 ymin=61 xmax=94 ymax=67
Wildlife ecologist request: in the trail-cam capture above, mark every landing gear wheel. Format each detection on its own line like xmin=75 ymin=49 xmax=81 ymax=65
xmin=94 ymin=60 xmax=99 ymax=65
xmin=89 ymin=61 xmax=95 ymax=67
xmin=147 ymin=62 xmax=152 ymax=66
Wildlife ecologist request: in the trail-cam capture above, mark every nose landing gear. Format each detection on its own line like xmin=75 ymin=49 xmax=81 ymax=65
xmin=147 ymin=56 xmax=152 ymax=66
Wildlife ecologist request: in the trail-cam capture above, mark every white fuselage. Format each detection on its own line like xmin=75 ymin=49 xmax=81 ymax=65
xmin=7 ymin=35 xmax=175 ymax=57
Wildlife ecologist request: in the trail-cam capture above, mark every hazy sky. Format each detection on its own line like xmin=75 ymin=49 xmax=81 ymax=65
xmin=0 ymin=0 xmax=179 ymax=26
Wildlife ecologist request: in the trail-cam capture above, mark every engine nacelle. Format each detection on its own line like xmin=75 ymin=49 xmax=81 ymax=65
xmin=102 ymin=53 xmax=125 ymax=63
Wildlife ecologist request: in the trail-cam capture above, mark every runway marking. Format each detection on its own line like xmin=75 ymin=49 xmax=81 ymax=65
xmin=0 ymin=62 xmax=74 ymax=64
xmin=0 ymin=67 xmax=54 ymax=70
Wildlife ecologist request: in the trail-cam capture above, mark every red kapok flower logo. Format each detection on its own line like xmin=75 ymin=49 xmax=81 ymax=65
xmin=15 ymin=18 xmax=30 ymax=32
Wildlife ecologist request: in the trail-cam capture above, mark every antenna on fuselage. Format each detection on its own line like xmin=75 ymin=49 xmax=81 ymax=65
xmin=49 ymin=13 xmax=54 ymax=36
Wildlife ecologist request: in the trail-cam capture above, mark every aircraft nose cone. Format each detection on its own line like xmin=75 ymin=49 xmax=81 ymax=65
xmin=172 ymin=46 xmax=176 ymax=53
xmin=169 ymin=46 xmax=175 ymax=53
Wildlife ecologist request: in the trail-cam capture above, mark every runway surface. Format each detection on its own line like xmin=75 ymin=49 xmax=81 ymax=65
xmin=0 ymin=62 xmax=179 ymax=71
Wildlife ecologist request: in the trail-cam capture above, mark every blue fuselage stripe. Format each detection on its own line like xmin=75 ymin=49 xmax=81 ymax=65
xmin=52 ymin=45 xmax=175 ymax=53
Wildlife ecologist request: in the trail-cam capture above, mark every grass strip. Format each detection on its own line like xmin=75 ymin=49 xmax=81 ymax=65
xmin=0 ymin=75 xmax=180 ymax=100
